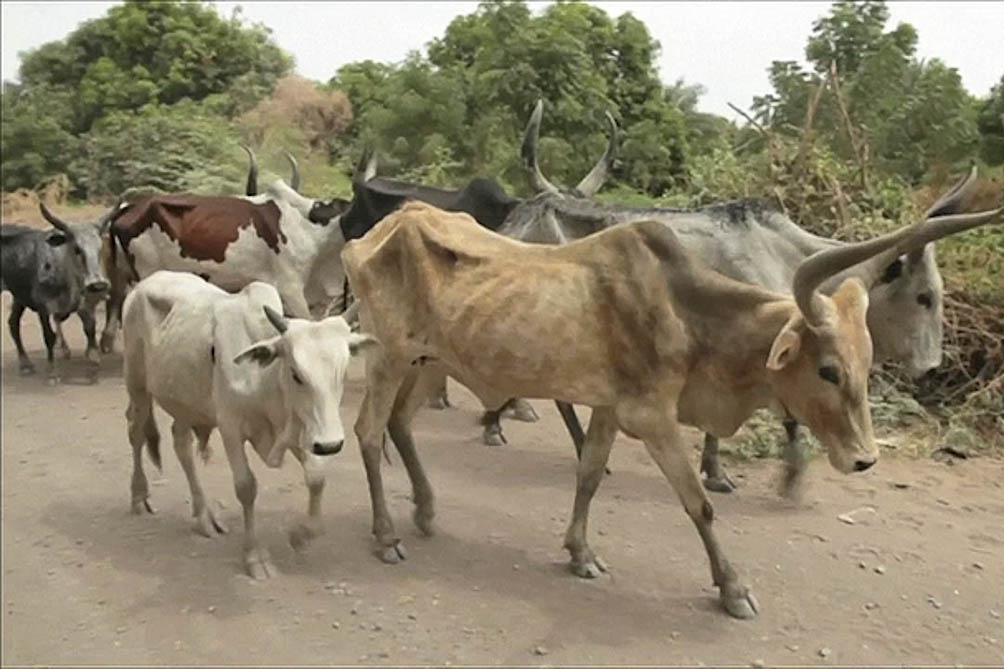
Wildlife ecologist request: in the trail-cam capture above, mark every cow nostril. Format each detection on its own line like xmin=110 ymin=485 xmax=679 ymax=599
xmin=313 ymin=440 xmax=344 ymax=456
xmin=87 ymin=281 xmax=110 ymax=293
xmin=854 ymin=459 xmax=876 ymax=472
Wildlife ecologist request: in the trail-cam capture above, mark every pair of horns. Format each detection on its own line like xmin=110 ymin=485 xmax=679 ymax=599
xmin=792 ymin=165 xmax=1002 ymax=327
xmin=241 ymin=145 xmax=301 ymax=196
xmin=520 ymin=99 xmax=618 ymax=198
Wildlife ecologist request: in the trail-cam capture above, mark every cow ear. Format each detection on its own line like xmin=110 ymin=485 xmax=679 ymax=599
xmin=45 ymin=232 xmax=68 ymax=247
xmin=347 ymin=332 xmax=379 ymax=356
xmin=234 ymin=336 xmax=282 ymax=367
xmin=766 ymin=325 xmax=802 ymax=371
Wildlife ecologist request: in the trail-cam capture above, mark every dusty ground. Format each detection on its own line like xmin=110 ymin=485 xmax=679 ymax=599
xmin=2 ymin=293 xmax=1003 ymax=666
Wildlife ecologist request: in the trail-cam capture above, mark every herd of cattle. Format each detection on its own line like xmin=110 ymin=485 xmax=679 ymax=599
xmin=2 ymin=100 xmax=1002 ymax=620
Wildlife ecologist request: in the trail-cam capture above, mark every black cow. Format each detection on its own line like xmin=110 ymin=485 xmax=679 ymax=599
xmin=1 ymin=203 xmax=114 ymax=382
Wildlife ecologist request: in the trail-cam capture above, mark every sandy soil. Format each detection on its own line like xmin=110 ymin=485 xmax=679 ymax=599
xmin=2 ymin=293 xmax=1002 ymax=666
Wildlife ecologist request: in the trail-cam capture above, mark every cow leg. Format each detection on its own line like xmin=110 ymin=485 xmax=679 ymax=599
xmin=563 ymin=406 xmax=618 ymax=578
xmin=388 ymin=368 xmax=440 ymax=537
xmin=639 ymin=421 xmax=757 ymax=620
xmin=100 ymin=286 xmax=126 ymax=354
xmin=426 ymin=368 xmax=452 ymax=410
xmin=54 ymin=316 xmax=72 ymax=360
xmin=172 ymin=420 xmax=226 ymax=537
xmin=502 ymin=398 xmax=539 ymax=423
xmin=479 ymin=403 xmax=508 ymax=446
xmin=77 ymin=307 xmax=100 ymax=382
xmin=700 ymin=434 xmax=737 ymax=493
xmin=38 ymin=310 xmax=59 ymax=384
xmin=356 ymin=361 xmax=409 ymax=564
xmin=779 ymin=418 xmax=807 ymax=500
xmin=126 ymin=394 xmax=159 ymax=514
xmin=8 ymin=300 xmax=34 ymax=375
xmin=220 ymin=427 xmax=275 ymax=579
xmin=287 ymin=447 xmax=326 ymax=551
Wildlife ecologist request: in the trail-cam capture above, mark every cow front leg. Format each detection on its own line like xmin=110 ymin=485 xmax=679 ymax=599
xmin=563 ymin=407 xmax=618 ymax=578
xmin=173 ymin=421 xmax=226 ymax=537
xmin=8 ymin=300 xmax=34 ymax=375
xmin=700 ymin=434 xmax=737 ymax=493
xmin=77 ymin=307 xmax=101 ymax=382
xmin=287 ymin=448 xmax=326 ymax=551
xmin=780 ymin=418 xmax=807 ymax=500
xmin=480 ymin=403 xmax=508 ymax=447
xmin=54 ymin=316 xmax=72 ymax=359
xmin=100 ymin=288 xmax=125 ymax=354
xmin=38 ymin=310 xmax=59 ymax=384
xmin=356 ymin=361 xmax=408 ymax=563
xmin=221 ymin=428 xmax=274 ymax=579
xmin=640 ymin=422 xmax=757 ymax=620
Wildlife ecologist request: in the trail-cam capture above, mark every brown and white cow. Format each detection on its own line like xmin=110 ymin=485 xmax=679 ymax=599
xmin=99 ymin=180 xmax=351 ymax=349
xmin=341 ymin=201 xmax=1001 ymax=620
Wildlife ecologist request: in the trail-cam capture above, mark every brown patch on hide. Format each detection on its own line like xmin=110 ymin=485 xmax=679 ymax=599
xmin=112 ymin=195 xmax=286 ymax=263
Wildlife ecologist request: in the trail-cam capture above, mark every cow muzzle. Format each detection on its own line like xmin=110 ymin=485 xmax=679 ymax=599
xmin=312 ymin=440 xmax=344 ymax=456
xmin=86 ymin=280 xmax=110 ymax=294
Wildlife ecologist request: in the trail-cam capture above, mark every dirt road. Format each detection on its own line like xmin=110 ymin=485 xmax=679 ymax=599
xmin=2 ymin=294 xmax=1002 ymax=665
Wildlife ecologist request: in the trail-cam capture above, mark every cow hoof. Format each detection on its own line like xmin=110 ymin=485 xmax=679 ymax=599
xmin=427 ymin=395 xmax=451 ymax=410
xmin=378 ymin=542 xmax=408 ymax=564
xmin=482 ymin=429 xmax=507 ymax=447
xmin=100 ymin=334 xmax=116 ymax=354
xmin=703 ymin=474 xmax=737 ymax=494
xmin=245 ymin=550 xmax=276 ymax=580
xmin=571 ymin=556 xmax=607 ymax=579
xmin=721 ymin=586 xmax=759 ymax=620
xmin=60 ymin=347 xmax=72 ymax=361
xmin=288 ymin=523 xmax=319 ymax=551
xmin=504 ymin=399 xmax=539 ymax=423
xmin=413 ymin=507 xmax=435 ymax=537
xmin=780 ymin=467 xmax=806 ymax=502
xmin=132 ymin=498 xmax=156 ymax=515
xmin=18 ymin=362 xmax=36 ymax=376
xmin=195 ymin=509 xmax=227 ymax=537
xmin=45 ymin=373 xmax=60 ymax=386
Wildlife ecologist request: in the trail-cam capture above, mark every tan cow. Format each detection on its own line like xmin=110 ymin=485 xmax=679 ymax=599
xmin=342 ymin=201 xmax=1001 ymax=619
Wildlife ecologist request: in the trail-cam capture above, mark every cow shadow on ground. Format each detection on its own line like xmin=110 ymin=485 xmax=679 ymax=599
xmin=1 ymin=350 xmax=123 ymax=390
xmin=40 ymin=486 xmax=739 ymax=651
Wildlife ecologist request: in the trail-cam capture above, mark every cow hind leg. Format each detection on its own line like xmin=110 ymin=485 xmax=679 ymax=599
xmin=221 ymin=427 xmax=274 ymax=579
xmin=173 ymin=420 xmax=226 ymax=537
xmin=388 ymin=367 xmax=441 ymax=537
xmin=8 ymin=300 xmax=34 ymax=375
xmin=502 ymin=398 xmax=539 ymax=423
xmin=54 ymin=317 xmax=72 ymax=360
xmin=126 ymin=394 xmax=159 ymax=514
xmin=633 ymin=415 xmax=757 ymax=620
xmin=700 ymin=434 xmax=737 ymax=493
xmin=426 ymin=369 xmax=451 ymax=410
xmin=563 ymin=406 xmax=618 ymax=578
xmin=356 ymin=360 xmax=409 ymax=564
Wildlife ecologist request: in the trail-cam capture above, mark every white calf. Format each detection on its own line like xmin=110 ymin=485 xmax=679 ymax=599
xmin=123 ymin=270 xmax=375 ymax=578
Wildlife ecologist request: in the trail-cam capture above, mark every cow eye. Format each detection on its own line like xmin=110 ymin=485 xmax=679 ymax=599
xmin=291 ymin=369 xmax=304 ymax=385
xmin=818 ymin=365 xmax=840 ymax=385
xmin=917 ymin=293 xmax=933 ymax=309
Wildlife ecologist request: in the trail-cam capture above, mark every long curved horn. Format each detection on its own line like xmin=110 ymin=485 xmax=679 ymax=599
xmin=39 ymin=202 xmax=71 ymax=234
xmin=285 ymin=151 xmax=301 ymax=191
xmin=241 ymin=144 xmax=258 ymax=196
xmin=97 ymin=197 xmax=125 ymax=233
xmin=907 ymin=164 xmax=978 ymax=265
xmin=354 ymin=146 xmax=377 ymax=182
xmin=263 ymin=304 xmax=289 ymax=334
xmin=794 ymin=206 xmax=1004 ymax=326
xmin=520 ymin=99 xmax=560 ymax=196
xmin=574 ymin=110 xmax=618 ymax=198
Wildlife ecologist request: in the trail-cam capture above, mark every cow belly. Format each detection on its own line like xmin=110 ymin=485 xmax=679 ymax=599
xmin=130 ymin=226 xmax=281 ymax=292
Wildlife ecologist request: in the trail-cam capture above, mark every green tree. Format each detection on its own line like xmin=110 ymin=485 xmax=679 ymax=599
xmin=977 ymin=75 xmax=1004 ymax=166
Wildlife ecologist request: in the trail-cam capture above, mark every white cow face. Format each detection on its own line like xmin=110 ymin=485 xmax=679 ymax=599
xmin=234 ymin=308 xmax=378 ymax=456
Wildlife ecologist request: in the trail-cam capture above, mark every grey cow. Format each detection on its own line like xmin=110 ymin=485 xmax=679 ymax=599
xmin=1 ymin=203 xmax=114 ymax=382
xmin=493 ymin=100 xmax=999 ymax=495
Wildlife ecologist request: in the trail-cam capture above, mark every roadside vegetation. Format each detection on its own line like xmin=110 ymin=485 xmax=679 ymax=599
xmin=2 ymin=0 xmax=1001 ymax=453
